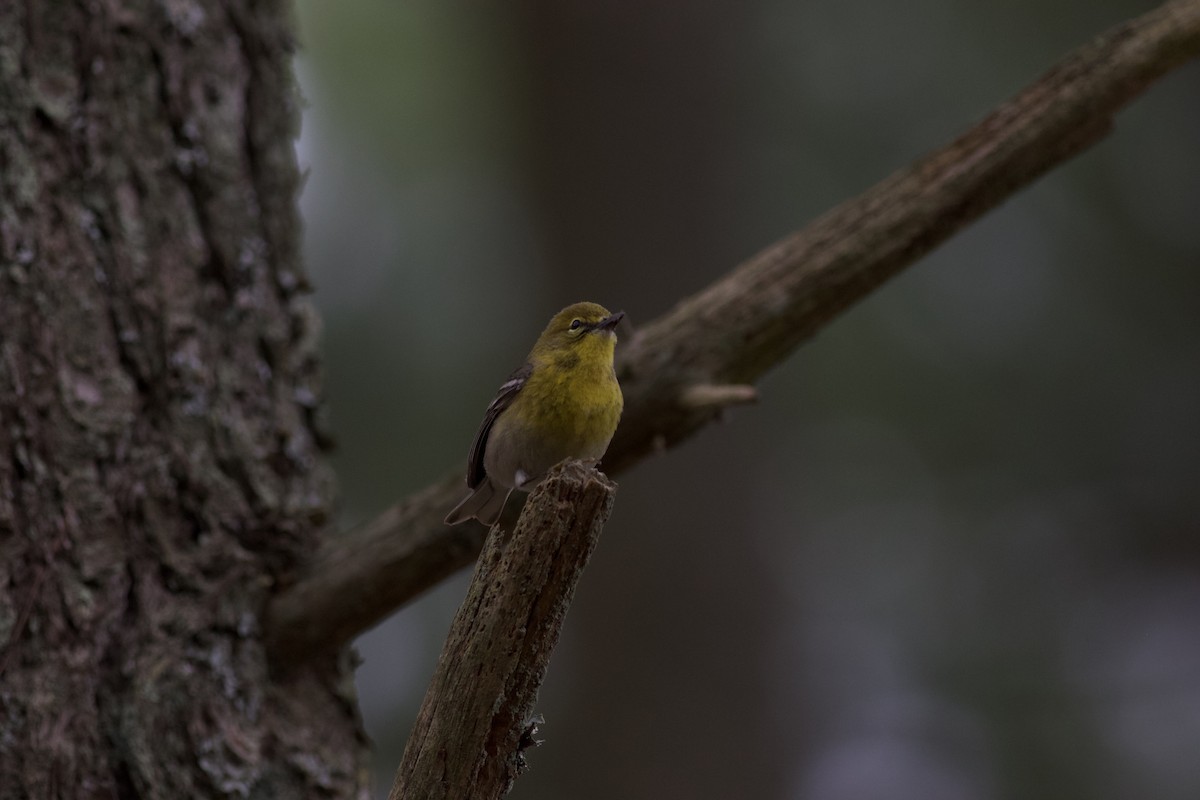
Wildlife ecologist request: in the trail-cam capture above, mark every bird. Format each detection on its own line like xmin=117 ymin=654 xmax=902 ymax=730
xmin=444 ymin=302 xmax=625 ymax=527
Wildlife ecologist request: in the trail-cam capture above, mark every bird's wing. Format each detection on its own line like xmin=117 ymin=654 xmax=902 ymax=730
xmin=467 ymin=362 xmax=532 ymax=489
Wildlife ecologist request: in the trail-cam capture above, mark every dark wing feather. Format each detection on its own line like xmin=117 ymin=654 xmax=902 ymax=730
xmin=466 ymin=362 xmax=531 ymax=488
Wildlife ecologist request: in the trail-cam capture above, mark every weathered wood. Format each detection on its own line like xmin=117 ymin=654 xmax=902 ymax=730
xmin=389 ymin=461 xmax=617 ymax=800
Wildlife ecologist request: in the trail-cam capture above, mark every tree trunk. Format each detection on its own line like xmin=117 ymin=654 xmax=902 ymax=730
xmin=0 ymin=2 xmax=366 ymax=798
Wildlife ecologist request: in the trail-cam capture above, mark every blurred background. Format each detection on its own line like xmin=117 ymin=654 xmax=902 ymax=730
xmin=292 ymin=1 xmax=1200 ymax=798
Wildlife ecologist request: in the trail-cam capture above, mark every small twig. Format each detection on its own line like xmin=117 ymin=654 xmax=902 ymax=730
xmin=265 ymin=0 xmax=1200 ymax=666
xmin=387 ymin=461 xmax=616 ymax=800
xmin=679 ymin=383 xmax=759 ymax=411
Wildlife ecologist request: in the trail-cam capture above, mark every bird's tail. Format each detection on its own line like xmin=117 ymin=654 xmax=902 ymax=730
xmin=444 ymin=479 xmax=512 ymax=526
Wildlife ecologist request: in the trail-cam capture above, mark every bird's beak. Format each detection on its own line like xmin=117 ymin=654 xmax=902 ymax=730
xmin=595 ymin=311 xmax=625 ymax=332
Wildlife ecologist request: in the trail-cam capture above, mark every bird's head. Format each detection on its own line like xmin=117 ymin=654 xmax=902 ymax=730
xmin=531 ymin=302 xmax=625 ymax=363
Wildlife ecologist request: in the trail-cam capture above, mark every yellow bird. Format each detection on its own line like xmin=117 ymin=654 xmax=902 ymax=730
xmin=445 ymin=302 xmax=625 ymax=527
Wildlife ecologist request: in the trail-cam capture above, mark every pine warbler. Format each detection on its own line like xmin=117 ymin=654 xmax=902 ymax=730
xmin=445 ymin=302 xmax=625 ymax=527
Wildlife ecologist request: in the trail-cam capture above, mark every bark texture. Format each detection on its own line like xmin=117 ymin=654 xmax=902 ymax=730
xmin=265 ymin=0 xmax=1200 ymax=666
xmin=389 ymin=461 xmax=617 ymax=800
xmin=0 ymin=2 xmax=364 ymax=798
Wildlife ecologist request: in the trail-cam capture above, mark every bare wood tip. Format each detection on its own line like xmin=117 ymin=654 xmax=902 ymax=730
xmin=542 ymin=458 xmax=617 ymax=489
xmin=680 ymin=383 xmax=759 ymax=410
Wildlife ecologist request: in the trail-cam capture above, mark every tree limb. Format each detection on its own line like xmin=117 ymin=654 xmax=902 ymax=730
xmin=387 ymin=461 xmax=616 ymax=800
xmin=265 ymin=0 xmax=1200 ymax=665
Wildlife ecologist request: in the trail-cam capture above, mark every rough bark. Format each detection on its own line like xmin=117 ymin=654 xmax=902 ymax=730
xmin=389 ymin=462 xmax=617 ymax=800
xmin=0 ymin=2 xmax=364 ymax=798
xmin=265 ymin=0 xmax=1200 ymax=666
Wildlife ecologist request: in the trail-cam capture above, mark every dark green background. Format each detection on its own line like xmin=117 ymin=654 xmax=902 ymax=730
xmin=293 ymin=2 xmax=1200 ymax=798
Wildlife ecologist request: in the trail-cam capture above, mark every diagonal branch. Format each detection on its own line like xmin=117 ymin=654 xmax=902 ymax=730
xmin=265 ymin=0 xmax=1200 ymax=666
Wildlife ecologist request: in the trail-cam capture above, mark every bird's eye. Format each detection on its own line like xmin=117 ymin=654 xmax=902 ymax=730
xmin=569 ymin=319 xmax=583 ymax=331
